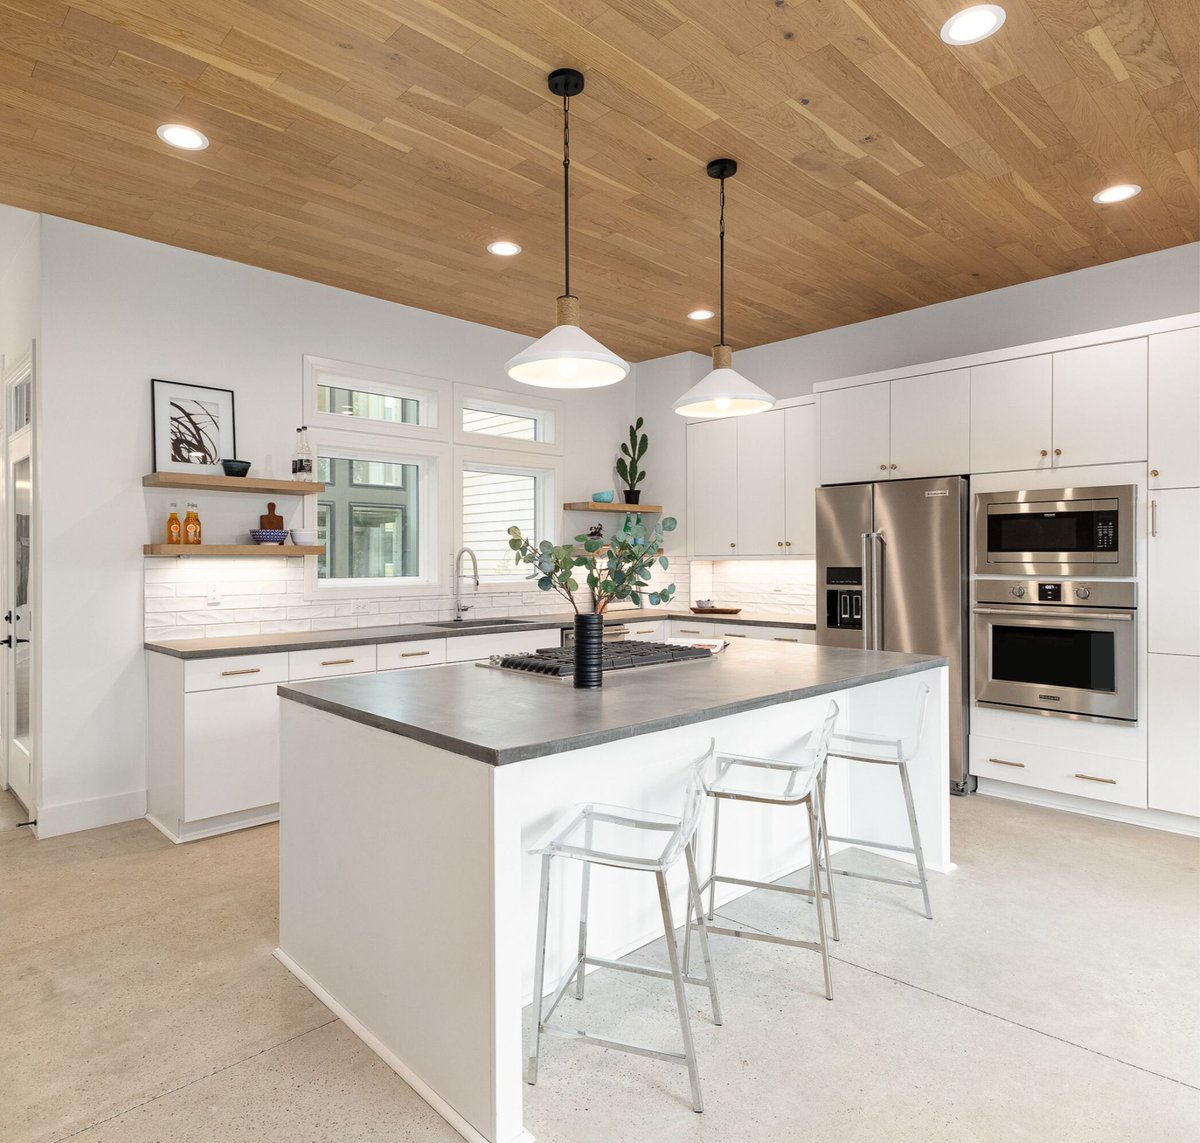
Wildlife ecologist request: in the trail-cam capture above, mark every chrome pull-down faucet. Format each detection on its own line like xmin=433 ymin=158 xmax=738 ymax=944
xmin=453 ymin=548 xmax=479 ymax=620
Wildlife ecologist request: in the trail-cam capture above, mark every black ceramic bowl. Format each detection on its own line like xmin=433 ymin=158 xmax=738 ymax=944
xmin=221 ymin=459 xmax=251 ymax=477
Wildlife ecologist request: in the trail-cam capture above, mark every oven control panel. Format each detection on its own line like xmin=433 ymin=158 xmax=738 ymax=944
xmin=976 ymin=579 xmax=1137 ymax=609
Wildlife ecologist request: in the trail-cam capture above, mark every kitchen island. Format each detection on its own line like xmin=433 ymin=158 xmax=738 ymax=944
xmin=275 ymin=640 xmax=950 ymax=1143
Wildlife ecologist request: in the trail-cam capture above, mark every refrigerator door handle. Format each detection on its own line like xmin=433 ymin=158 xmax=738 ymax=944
xmin=870 ymin=532 xmax=884 ymax=650
xmin=860 ymin=531 xmax=873 ymax=649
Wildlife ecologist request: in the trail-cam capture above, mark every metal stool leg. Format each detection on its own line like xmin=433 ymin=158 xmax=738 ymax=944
xmin=575 ymin=817 xmax=593 ymax=999
xmin=898 ymin=760 xmax=932 ymax=920
xmin=656 ymin=870 xmax=704 ymax=1113
xmin=526 ymin=852 xmax=552 ymax=1085
xmin=684 ymin=840 xmax=722 ymax=1026
xmin=815 ymin=776 xmax=839 ymax=942
xmin=706 ymin=796 xmax=721 ymax=921
xmin=806 ymin=798 xmax=833 ymax=1001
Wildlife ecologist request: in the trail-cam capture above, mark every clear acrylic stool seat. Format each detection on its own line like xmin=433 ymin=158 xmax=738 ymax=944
xmin=525 ymin=771 xmax=721 ymax=1114
xmin=689 ymin=702 xmax=840 ymax=1001
xmin=813 ymin=682 xmax=933 ymax=919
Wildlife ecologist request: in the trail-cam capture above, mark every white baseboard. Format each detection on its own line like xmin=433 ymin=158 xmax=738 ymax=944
xmin=977 ymin=779 xmax=1200 ymax=837
xmin=33 ymin=789 xmax=146 ymax=839
xmin=273 ymin=948 xmax=535 ymax=1143
xmin=145 ymin=806 xmax=280 ymax=844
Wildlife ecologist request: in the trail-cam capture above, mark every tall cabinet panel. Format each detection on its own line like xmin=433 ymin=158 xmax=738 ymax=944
xmin=969 ymin=356 xmax=1053 ymax=474
xmin=890 ymin=369 xmax=970 ymax=479
xmin=819 ymin=382 xmax=890 ymax=485
xmin=686 ymin=417 xmax=739 ymax=558
xmin=736 ymin=410 xmax=786 ymax=555
xmin=1147 ymin=487 xmax=1200 ymax=657
xmin=1051 ymin=339 xmax=1147 ymax=467
xmin=784 ymin=404 xmax=818 ymax=555
xmin=1148 ymin=655 xmax=1200 ymax=817
xmin=1148 ymin=327 xmax=1200 ymax=490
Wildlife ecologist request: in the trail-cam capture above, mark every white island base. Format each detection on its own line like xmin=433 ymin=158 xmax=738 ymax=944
xmin=277 ymin=661 xmax=949 ymax=1143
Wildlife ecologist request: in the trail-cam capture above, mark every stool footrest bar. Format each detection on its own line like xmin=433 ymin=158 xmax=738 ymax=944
xmin=583 ymin=955 xmax=712 ymax=989
xmin=541 ymin=1025 xmax=690 ymax=1066
xmin=539 ymin=959 xmax=583 ymax=1026
xmin=704 ymin=924 xmax=823 ymax=953
xmin=824 ymin=834 xmax=916 ymax=854
xmin=829 ymin=868 xmax=924 ymax=889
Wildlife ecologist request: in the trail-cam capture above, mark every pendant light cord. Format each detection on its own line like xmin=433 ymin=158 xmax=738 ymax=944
xmin=718 ymin=175 xmax=726 ymax=346
xmin=562 ymin=93 xmax=571 ymax=299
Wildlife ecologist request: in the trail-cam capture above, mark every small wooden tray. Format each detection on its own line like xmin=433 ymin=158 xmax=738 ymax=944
xmin=690 ymin=606 xmax=742 ymax=615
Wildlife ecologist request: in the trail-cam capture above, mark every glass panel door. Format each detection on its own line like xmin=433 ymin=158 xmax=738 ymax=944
xmin=6 ymin=442 xmax=33 ymax=809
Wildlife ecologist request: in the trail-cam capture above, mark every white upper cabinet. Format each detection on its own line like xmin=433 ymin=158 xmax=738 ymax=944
xmin=687 ymin=417 xmax=739 ymax=558
xmin=784 ymin=404 xmax=818 ymax=554
xmin=1147 ymin=486 xmax=1200 ymax=657
xmin=890 ymin=369 xmax=969 ymax=479
xmin=1148 ymin=328 xmax=1200 ymax=490
xmin=736 ymin=410 xmax=786 ymax=555
xmin=1051 ymin=339 xmax=1147 ymax=468
xmin=819 ymin=382 xmax=890 ymax=485
xmin=969 ymin=356 xmax=1053 ymax=474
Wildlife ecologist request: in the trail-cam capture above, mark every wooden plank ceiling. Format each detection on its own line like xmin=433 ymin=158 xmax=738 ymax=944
xmin=0 ymin=1 xmax=1196 ymax=361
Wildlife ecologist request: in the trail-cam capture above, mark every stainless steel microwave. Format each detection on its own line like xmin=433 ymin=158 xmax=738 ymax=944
xmin=974 ymin=485 xmax=1135 ymax=578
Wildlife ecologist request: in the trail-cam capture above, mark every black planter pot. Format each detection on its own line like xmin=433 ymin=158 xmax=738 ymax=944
xmin=573 ymin=613 xmax=604 ymax=689
xmin=622 ymin=489 xmax=642 ymax=504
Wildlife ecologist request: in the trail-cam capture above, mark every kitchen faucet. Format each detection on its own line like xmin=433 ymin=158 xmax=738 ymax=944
xmin=453 ymin=548 xmax=479 ymax=620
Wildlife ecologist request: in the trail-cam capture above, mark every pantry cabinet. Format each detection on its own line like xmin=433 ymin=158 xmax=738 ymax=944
xmin=1148 ymin=328 xmax=1200 ymax=490
xmin=1051 ymin=339 xmax=1147 ymax=468
xmin=1147 ymin=487 xmax=1200 ymax=657
xmin=1147 ymin=654 xmax=1200 ymax=818
xmin=969 ymin=356 xmax=1053 ymax=474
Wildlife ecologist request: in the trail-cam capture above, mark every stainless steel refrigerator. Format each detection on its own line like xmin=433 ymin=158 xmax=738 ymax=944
xmin=815 ymin=476 xmax=972 ymax=793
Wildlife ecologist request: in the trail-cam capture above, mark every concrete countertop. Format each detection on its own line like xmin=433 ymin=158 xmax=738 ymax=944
xmin=144 ymin=608 xmax=817 ymax=659
xmin=277 ymin=640 xmax=945 ymax=766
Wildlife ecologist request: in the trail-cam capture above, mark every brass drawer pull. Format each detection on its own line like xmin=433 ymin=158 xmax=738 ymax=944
xmin=221 ymin=667 xmax=260 ymax=677
xmin=773 ymin=636 xmax=799 ymax=643
xmin=401 ymin=650 xmax=430 ymax=658
xmin=723 ymin=632 xmax=746 ymax=638
xmin=1074 ymin=773 xmax=1116 ymax=785
xmin=636 ymin=628 xmax=655 ymax=634
xmin=320 ymin=658 xmax=354 ymax=666
xmin=988 ymin=757 xmax=1025 ymax=768
xmin=679 ymin=628 xmax=701 ymax=634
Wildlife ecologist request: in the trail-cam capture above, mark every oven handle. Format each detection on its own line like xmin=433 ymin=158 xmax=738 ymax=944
xmin=972 ymin=606 xmax=1134 ymax=621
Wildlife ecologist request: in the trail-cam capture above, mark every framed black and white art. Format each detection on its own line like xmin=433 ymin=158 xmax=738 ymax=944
xmin=151 ymin=379 xmax=237 ymax=474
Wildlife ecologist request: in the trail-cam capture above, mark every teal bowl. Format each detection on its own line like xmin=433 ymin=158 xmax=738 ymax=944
xmin=592 ymin=490 xmax=615 ymax=503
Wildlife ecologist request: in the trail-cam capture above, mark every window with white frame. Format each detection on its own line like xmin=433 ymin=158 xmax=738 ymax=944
xmin=454 ymin=385 xmax=561 ymax=455
xmin=303 ymin=355 xmax=446 ymax=441
xmin=460 ymin=453 xmax=559 ymax=581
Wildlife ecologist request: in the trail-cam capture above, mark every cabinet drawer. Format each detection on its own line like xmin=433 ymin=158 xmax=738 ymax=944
xmin=377 ymin=639 xmax=447 ymax=671
xmin=625 ymin=621 xmax=666 ymax=641
xmin=289 ymin=644 xmax=377 ymax=680
xmin=185 ymin=652 xmax=289 ymax=693
xmin=746 ymin=625 xmax=816 ymax=645
xmin=970 ymin=734 xmax=1146 ymax=809
xmin=670 ymin=619 xmax=718 ymax=639
xmin=445 ymin=629 xmax=551 ymax=663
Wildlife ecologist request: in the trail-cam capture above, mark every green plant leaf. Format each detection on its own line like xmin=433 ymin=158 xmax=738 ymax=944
xmin=659 ymin=555 xmax=668 ymax=569
xmin=507 ymin=526 xmax=520 ymax=537
xmin=661 ymin=517 xmax=677 ymax=531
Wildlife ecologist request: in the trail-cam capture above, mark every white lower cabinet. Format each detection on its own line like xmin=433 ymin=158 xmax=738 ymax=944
xmin=377 ymin=638 xmax=447 ymax=670
xmin=970 ymin=733 xmax=1147 ymax=809
xmin=1148 ymin=654 xmax=1200 ymax=817
xmin=670 ymin=618 xmax=719 ymax=640
xmin=625 ymin=620 xmax=666 ymax=642
xmin=444 ymin=629 xmax=550 ymax=662
xmin=669 ymin=618 xmax=815 ymax=645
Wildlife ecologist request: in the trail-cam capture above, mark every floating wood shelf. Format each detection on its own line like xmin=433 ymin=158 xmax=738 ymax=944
xmin=144 ymin=544 xmax=325 ymax=558
xmin=563 ymin=501 xmax=662 ymax=513
xmin=143 ymin=473 xmax=326 ymax=495
xmin=572 ymin=546 xmax=664 ymax=556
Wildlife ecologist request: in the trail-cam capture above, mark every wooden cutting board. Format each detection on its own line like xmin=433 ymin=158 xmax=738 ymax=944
xmin=259 ymin=501 xmax=283 ymax=529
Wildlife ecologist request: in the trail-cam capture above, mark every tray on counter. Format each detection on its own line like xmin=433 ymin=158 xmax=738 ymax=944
xmin=689 ymin=606 xmax=742 ymax=615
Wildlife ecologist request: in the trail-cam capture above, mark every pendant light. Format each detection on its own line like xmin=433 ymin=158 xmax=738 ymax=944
xmin=674 ymin=159 xmax=775 ymax=418
xmin=506 ymin=68 xmax=629 ymax=389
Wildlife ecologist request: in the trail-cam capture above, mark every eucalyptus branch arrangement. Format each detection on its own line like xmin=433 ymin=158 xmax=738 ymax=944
xmin=507 ymin=514 xmax=678 ymax=614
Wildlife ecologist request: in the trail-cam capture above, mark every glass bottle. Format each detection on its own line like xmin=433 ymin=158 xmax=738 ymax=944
xmin=166 ymin=502 xmax=181 ymax=545
xmin=292 ymin=426 xmax=314 ymax=482
xmin=183 ymin=502 xmax=202 ymax=545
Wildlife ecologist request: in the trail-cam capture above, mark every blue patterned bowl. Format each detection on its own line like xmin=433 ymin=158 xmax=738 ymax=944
xmin=250 ymin=529 xmax=288 ymax=545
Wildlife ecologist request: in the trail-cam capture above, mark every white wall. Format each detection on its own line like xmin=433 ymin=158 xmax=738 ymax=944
xmin=0 ymin=205 xmax=40 ymax=368
xmin=36 ymin=216 xmax=635 ymax=835
xmin=731 ymin=243 xmax=1200 ymax=400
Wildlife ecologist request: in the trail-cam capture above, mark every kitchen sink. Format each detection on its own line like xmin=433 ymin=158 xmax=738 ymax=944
xmin=426 ymin=618 xmax=540 ymax=629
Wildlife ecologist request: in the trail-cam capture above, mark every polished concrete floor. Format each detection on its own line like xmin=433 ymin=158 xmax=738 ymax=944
xmin=2 ymin=788 xmax=1197 ymax=1142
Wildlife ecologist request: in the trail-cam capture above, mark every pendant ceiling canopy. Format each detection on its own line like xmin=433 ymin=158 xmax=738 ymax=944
xmin=674 ymin=159 xmax=775 ymax=419
xmin=505 ymin=68 xmax=629 ymax=390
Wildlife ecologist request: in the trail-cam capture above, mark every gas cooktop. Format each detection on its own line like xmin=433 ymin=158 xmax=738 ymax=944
xmin=482 ymin=640 xmax=714 ymax=678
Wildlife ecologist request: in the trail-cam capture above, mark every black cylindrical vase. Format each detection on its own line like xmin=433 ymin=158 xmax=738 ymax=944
xmin=622 ymin=489 xmax=642 ymax=504
xmin=573 ymin=613 xmax=604 ymax=689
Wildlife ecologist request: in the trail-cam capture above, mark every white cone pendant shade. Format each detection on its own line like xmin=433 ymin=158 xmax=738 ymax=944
xmin=506 ymin=295 xmax=629 ymax=388
xmin=675 ymin=158 xmax=775 ymax=418
xmin=673 ymin=344 xmax=775 ymax=417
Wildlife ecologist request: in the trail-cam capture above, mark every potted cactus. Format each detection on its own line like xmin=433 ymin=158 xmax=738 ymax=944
xmin=616 ymin=417 xmax=648 ymax=504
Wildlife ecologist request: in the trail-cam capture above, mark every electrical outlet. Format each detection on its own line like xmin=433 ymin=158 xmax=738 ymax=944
xmin=351 ymin=600 xmax=370 ymax=616
xmin=207 ymin=585 xmax=221 ymax=606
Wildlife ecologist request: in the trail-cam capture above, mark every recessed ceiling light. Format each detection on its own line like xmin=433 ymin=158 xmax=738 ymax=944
xmin=487 ymin=240 xmax=522 ymax=256
xmin=156 ymin=123 xmax=209 ymax=150
xmin=1092 ymin=184 xmax=1142 ymax=204
xmin=940 ymin=5 xmax=1006 ymax=45
xmin=688 ymin=309 xmax=715 ymax=321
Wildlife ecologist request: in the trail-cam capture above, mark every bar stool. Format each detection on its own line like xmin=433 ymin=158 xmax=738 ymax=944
xmin=525 ymin=765 xmax=722 ymax=1114
xmin=813 ymin=682 xmax=933 ymax=919
xmin=688 ymin=701 xmax=840 ymax=1001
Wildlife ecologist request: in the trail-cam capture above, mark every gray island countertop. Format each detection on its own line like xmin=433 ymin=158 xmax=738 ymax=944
xmin=277 ymin=640 xmax=945 ymax=766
